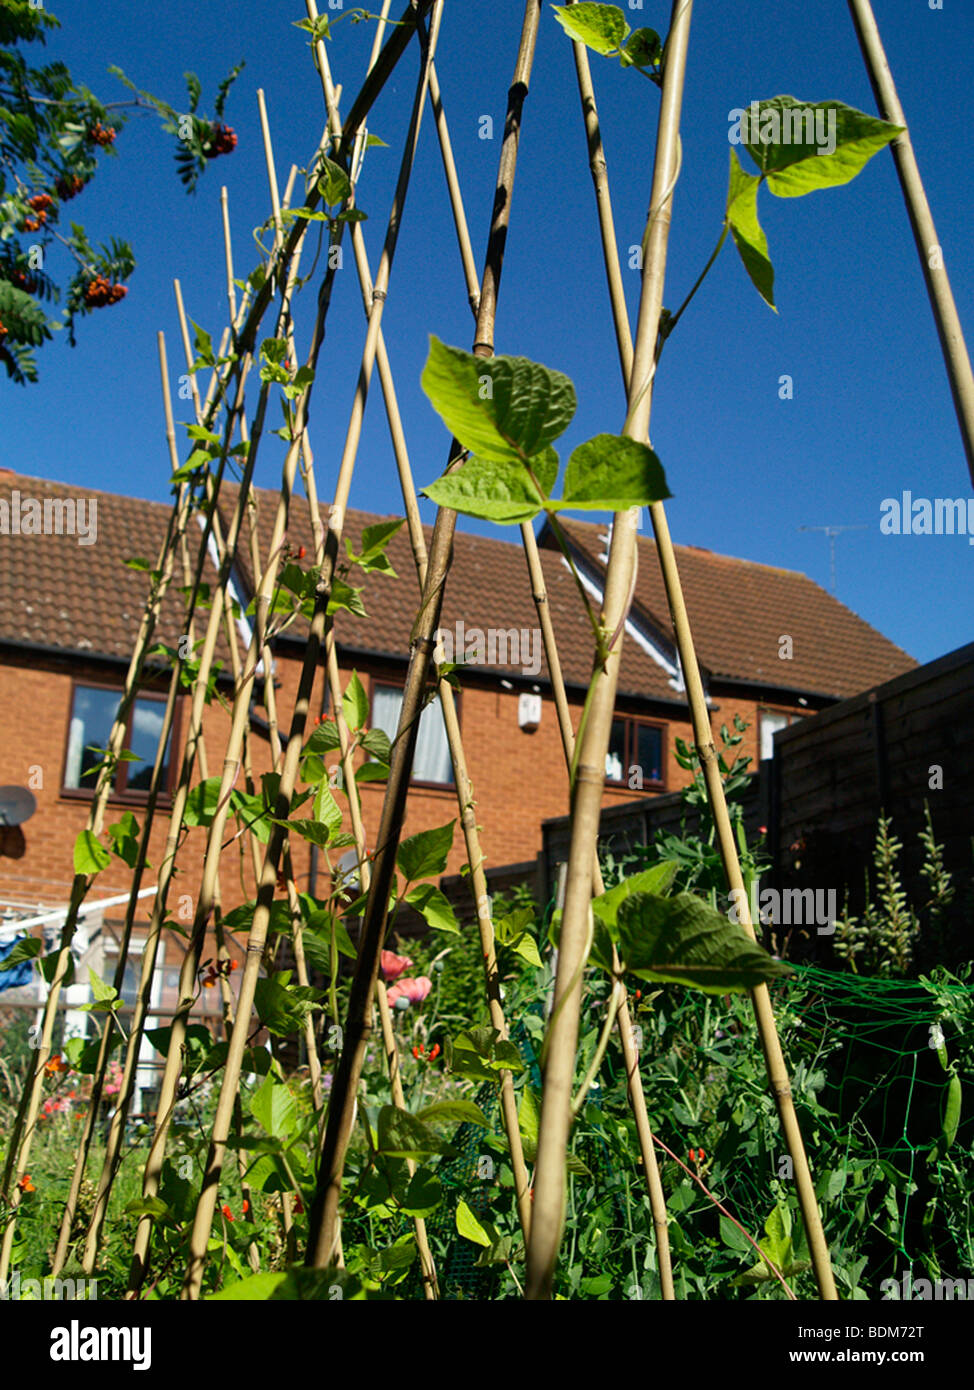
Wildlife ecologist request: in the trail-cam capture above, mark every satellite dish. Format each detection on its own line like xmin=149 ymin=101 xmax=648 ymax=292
xmin=0 ymin=786 xmax=37 ymax=827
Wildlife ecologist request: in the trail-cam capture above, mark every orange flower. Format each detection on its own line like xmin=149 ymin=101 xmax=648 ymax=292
xmin=242 ymin=1199 xmax=250 ymax=1215
xmin=18 ymin=1174 xmax=35 ymax=1193
xmin=230 ymin=960 xmax=239 ymax=972
xmin=221 ymin=1204 xmax=235 ymax=1222
xmin=45 ymin=1054 xmax=68 ymax=1075
xmin=428 ymin=1043 xmax=441 ymax=1061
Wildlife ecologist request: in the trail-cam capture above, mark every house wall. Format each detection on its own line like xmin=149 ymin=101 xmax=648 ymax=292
xmin=0 ymin=645 xmax=811 ymax=922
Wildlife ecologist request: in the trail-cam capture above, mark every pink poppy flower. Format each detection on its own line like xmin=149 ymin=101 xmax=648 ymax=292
xmin=380 ymin=950 xmax=413 ymax=982
xmin=386 ymin=975 xmax=432 ymax=1008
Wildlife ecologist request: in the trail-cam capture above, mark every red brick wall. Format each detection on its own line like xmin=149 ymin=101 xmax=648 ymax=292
xmin=0 ymin=647 xmax=809 ymax=913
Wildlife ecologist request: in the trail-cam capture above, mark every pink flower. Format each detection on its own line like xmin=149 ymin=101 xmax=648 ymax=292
xmin=386 ymin=975 xmax=432 ymax=1008
xmin=380 ymin=950 xmax=413 ymax=982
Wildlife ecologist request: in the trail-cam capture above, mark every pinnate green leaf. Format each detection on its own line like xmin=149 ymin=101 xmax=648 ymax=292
xmin=421 ymin=336 xmax=575 ymax=465
xmin=396 ymin=820 xmax=455 ymax=882
xmin=726 ymin=150 xmax=775 ymax=311
xmin=551 ymin=3 xmax=628 ymax=56
xmin=739 ymin=96 xmax=902 ymax=197
xmin=404 ymin=882 xmax=460 ymax=934
xmin=0 ymin=936 xmax=41 ymax=972
xmin=342 ymin=670 xmax=368 ymax=732
xmin=423 ymin=450 xmax=557 ymax=524
xmin=74 ymin=829 xmax=110 ymax=876
xmin=250 ymin=1074 xmax=298 ymax=1139
xmin=616 ymin=890 xmax=792 ymax=992
xmin=558 ymin=433 xmax=670 ymax=511
xmin=377 ymin=1105 xmax=457 ymax=1159
xmin=456 ymin=1198 xmax=492 ymax=1247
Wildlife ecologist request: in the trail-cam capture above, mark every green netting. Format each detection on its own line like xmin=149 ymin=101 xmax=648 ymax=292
xmin=596 ymin=961 xmax=974 ymax=1292
xmin=402 ymin=932 xmax=972 ymax=1297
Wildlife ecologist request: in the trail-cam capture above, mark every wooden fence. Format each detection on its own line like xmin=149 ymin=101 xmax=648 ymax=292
xmin=521 ymin=642 xmax=973 ymax=934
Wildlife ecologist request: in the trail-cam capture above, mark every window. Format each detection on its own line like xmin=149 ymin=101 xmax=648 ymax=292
xmin=605 ymin=717 xmax=664 ymax=790
xmin=64 ymin=684 xmax=175 ymax=798
xmin=370 ymin=683 xmax=453 ymax=786
xmin=759 ymin=708 xmax=802 ymax=761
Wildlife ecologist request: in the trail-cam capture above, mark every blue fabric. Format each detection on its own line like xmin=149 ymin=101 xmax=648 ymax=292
xmin=0 ymin=935 xmax=34 ymax=992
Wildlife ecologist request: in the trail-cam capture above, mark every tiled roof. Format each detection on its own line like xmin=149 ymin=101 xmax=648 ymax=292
xmin=0 ymin=470 xmax=914 ymax=704
xmin=219 ymin=484 xmax=680 ymax=701
xmin=0 ymin=470 xmax=227 ymax=665
xmin=549 ymin=517 xmax=917 ymax=700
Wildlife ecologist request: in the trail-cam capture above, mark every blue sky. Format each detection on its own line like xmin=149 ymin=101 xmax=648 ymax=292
xmin=3 ymin=0 xmax=973 ymax=666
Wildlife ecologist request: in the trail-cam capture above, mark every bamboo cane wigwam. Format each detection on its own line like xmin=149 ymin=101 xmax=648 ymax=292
xmin=6 ymin=0 xmax=960 ymax=1309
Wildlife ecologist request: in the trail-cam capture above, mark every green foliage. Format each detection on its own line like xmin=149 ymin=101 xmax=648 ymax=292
xmin=726 ymin=151 xmax=774 ymax=310
xmin=833 ymin=807 xmax=957 ymax=978
xmin=421 ymin=338 xmax=670 ymax=522
xmin=724 ymin=97 xmax=900 ymax=309
xmin=551 ymin=4 xmax=662 ymax=82
xmin=0 ymin=8 xmax=242 ymax=380
xmin=73 ymin=828 xmax=110 ymax=875
xmin=612 ymin=890 xmax=790 ymax=992
xmin=396 ymin=821 xmax=455 ymax=883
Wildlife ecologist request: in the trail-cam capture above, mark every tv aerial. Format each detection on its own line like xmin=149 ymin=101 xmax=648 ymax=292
xmin=798 ymin=524 xmax=868 ymax=595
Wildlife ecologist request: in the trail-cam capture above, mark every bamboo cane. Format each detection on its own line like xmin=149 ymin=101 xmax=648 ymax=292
xmin=48 ymin=334 xmax=213 ymax=1277
xmin=310 ymin=0 xmax=535 ymax=1254
xmin=404 ymin=2 xmax=675 ymax=1291
xmin=125 ymin=245 xmax=313 ymax=1289
xmin=306 ymin=0 xmax=545 ymax=1271
xmin=0 ymin=421 xmax=196 ymax=1283
xmin=519 ymin=522 xmax=675 ymax=1298
xmin=525 ymin=0 xmax=695 ymax=1301
xmin=178 ymin=12 xmax=439 ymax=1298
xmin=70 ymin=255 xmax=265 ymax=1275
xmin=847 ymin=0 xmax=974 ymax=488
xmin=83 ymin=337 xmax=264 ymax=1274
xmin=561 ymin=2 xmax=837 ymax=1301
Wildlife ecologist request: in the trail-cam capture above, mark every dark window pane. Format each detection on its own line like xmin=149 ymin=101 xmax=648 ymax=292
xmin=65 ymin=687 xmax=120 ymax=788
xmin=605 ymin=720 xmax=626 ymax=782
xmin=126 ymin=698 xmax=169 ymax=791
xmin=121 ymin=959 xmax=139 ymax=1007
xmin=633 ymin=723 xmax=662 ymax=784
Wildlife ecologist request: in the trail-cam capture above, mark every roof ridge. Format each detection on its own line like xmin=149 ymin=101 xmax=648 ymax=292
xmin=0 ymin=467 xmax=169 ymax=510
xmin=554 ymin=514 xmax=813 ymax=579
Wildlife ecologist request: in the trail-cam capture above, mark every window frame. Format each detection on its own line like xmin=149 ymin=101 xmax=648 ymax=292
xmin=604 ymin=714 xmax=667 ymax=792
xmin=366 ymin=673 xmax=458 ymax=791
xmin=61 ymin=678 xmax=181 ymax=804
xmin=758 ymin=705 xmax=801 ymax=761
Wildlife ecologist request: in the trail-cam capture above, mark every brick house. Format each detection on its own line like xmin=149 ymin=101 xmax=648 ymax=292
xmin=0 ymin=467 xmax=915 ymax=1033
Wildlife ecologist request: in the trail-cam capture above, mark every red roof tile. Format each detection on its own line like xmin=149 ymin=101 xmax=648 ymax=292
xmin=0 ymin=470 xmax=228 ymax=665
xmin=549 ymin=517 xmax=916 ymax=699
